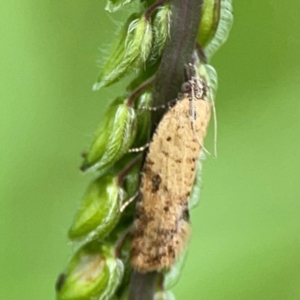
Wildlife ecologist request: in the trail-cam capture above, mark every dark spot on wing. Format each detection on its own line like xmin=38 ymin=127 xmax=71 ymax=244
xmin=151 ymin=174 xmax=161 ymax=192
xmin=182 ymin=208 xmax=190 ymax=222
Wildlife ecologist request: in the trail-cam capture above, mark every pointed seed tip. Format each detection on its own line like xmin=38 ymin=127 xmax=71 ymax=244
xmin=92 ymin=82 xmax=103 ymax=91
xmin=55 ymin=272 xmax=66 ymax=292
xmin=80 ymin=164 xmax=88 ymax=172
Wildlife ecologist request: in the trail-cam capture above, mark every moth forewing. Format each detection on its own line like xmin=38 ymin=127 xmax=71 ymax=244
xmin=131 ymin=79 xmax=211 ymax=273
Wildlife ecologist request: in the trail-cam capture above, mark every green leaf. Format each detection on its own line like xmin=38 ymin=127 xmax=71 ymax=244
xmin=198 ymin=0 xmax=233 ymax=60
xmin=81 ymin=98 xmax=137 ymax=174
xmin=56 ymin=242 xmax=124 ymax=300
xmin=197 ymin=0 xmax=221 ymax=48
xmin=132 ymin=90 xmax=152 ymax=147
xmin=93 ymin=14 xmax=153 ymax=90
xmin=105 ymin=0 xmax=136 ymax=13
xmin=152 ymin=4 xmax=171 ymax=58
xmin=69 ymin=175 xmax=125 ymax=241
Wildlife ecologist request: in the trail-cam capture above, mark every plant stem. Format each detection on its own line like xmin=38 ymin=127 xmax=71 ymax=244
xmin=151 ymin=0 xmax=204 ymax=132
xmin=128 ymin=271 xmax=158 ymax=300
xmin=128 ymin=0 xmax=203 ymax=299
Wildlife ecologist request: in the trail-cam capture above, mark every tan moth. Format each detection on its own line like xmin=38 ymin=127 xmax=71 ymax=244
xmin=131 ymin=73 xmax=212 ymax=273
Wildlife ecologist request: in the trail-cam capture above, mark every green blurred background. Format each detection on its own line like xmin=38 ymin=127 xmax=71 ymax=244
xmin=1 ymin=1 xmax=300 ymax=299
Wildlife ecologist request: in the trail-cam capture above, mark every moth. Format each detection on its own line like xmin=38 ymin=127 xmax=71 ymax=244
xmin=131 ymin=73 xmax=212 ymax=273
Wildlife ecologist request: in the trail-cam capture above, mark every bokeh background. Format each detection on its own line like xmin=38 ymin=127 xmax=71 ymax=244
xmin=1 ymin=1 xmax=300 ymax=299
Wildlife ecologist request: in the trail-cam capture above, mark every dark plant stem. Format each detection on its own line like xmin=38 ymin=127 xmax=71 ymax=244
xmin=128 ymin=271 xmax=158 ymax=300
xmin=151 ymin=0 xmax=204 ymax=132
xmin=128 ymin=0 xmax=203 ymax=299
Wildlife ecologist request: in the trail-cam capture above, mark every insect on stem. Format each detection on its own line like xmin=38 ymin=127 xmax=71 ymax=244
xmin=131 ymin=70 xmax=212 ymax=273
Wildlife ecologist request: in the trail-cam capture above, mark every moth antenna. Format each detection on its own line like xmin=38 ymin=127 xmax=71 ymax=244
xmin=189 ymin=76 xmax=211 ymax=156
xmin=212 ymin=97 xmax=218 ymax=158
xmin=206 ymin=85 xmax=217 ymax=158
xmin=192 ymin=122 xmax=211 ymax=156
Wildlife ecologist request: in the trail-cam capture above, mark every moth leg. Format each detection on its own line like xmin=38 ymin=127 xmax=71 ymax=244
xmin=120 ymin=191 xmax=139 ymax=212
xmin=138 ymin=98 xmax=178 ymax=112
xmin=128 ymin=143 xmax=150 ymax=153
